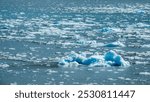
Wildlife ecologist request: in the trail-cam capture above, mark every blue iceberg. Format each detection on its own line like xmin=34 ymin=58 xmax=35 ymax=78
xmin=104 ymin=50 xmax=129 ymax=66
xmin=135 ymin=9 xmax=146 ymax=14
xmin=58 ymin=50 xmax=129 ymax=67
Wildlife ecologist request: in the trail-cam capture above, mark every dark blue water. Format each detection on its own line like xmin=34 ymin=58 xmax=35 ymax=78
xmin=0 ymin=0 xmax=150 ymax=85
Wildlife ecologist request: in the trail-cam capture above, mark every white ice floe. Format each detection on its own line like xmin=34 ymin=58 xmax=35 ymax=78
xmin=0 ymin=64 xmax=9 ymax=68
xmin=99 ymin=27 xmax=123 ymax=34
xmin=136 ymin=23 xmax=150 ymax=28
xmin=99 ymin=27 xmax=114 ymax=33
xmin=16 ymin=53 xmax=27 ymax=58
xmin=143 ymin=44 xmax=150 ymax=48
xmin=58 ymin=50 xmax=129 ymax=67
xmin=134 ymin=9 xmax=146 ymax=14
xmin=139 ymin=72 xmax=150 ymax=76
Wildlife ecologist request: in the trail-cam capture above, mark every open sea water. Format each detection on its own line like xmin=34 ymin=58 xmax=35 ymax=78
xmin=0 ymin=0 xmax=150 ymax=85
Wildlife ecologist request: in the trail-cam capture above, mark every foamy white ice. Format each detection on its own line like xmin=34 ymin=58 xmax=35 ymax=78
xmin=0 ymin=64 xmax=9 ymax=68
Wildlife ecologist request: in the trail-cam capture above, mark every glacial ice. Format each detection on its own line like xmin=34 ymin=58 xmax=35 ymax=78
xmin=135 ymin=9 xmax=146 ymax=14
xmin=100 ymin=27 xmax=114 ymax=33
xmin=104 ymin=41 xmax=125 ymax=47
xmin=58 ymin=50 xmax=129 ymax=67
xmin=104 ymin=50 xmax=129 ymax=66
xmin=139 ymin=72 xmax=150 ymax=76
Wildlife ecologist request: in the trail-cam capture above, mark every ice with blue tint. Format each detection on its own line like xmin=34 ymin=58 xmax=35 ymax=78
xmin=59 ymin=50 xmax=129 ymax=67
xmin=104 ymin=41 xmax=125 ymax=47
xmin=135 ymin=9 xmax=146 ymax=14
xmin=104 ymin=50 xmax=129 ymax=66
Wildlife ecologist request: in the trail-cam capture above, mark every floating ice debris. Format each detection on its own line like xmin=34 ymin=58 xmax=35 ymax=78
xmin=136 ymin=23 xmax=150 ymax=28
xmin=77 ymin=39 xmax=97 ymax=46
xmin=20 ymin=12 xmax=25 ymax=15
xmin=99 ymin=27 xmax=114 ymax=33
xmin=16 ymin=53 xmax=27 ymax=58
xmin=104 ymin=50 xmax=129 ymax=66
xmin=135 ymin=9 xmax=146 ymax=14
xmin=0 ymin=64 xmax=9 ymax=68
xmin=58 ymin=50 xmax=129 ymax=67
xmin=10 ymin=82 xmax=17 ymax=85
xmin=104 ymin=41 xmax=125 ymax=47
xmin=143 ymin=44 xmax=150 ymax=48
xmin=58 ymin=51 xmax=86 ymax=66
xmin=139 ymin=72 xmax=150 ymax=76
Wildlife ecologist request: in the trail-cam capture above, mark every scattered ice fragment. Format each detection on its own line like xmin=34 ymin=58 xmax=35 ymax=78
xmin=77 ymin=39 xmax=96 ymax=45
xmin=0 ymin=64 xmax=9 ymax=68
xmin=135 ymin=9 xmax=146 ymax=14
xmin=118 ymin=77 xmax=131 ymax=81
xmin=139 ymin=72 xmax=150 ymax=76
xmin=108 ymin=78 xmax=116 ymax=81
xmin=20 ymin=12 xmax=25 ymax=15
xmin=42 ymin=57 xmax=48 ymax=60
xmin=136 ymin=23 xmax=150 ymax=28
xmin=10 ymin=82 xmax=17 ymax=85
xmin=59 ymin=82 xmax=64 ymax=85
xmin=143 ymin=44 xmax=150 ymax=48
xmin=58 ymin=51 xmax=85 ymax=67
xmin=9 ymin=48 xmax=15 ymax=50
xmin=16 ymin=53 xmax=27 ymax=58
xmin=118 ymin=77 xmax=125 ymax=80
xmin=104 ymin=41 xmax=125 ymax=47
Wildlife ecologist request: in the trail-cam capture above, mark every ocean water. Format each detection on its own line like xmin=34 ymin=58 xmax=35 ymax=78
xmin=0 ymin=0 xmax=150 ymax=85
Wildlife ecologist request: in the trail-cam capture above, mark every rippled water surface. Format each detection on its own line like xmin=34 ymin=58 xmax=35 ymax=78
xmin=0 ymin=0 xmax=150 ymax=85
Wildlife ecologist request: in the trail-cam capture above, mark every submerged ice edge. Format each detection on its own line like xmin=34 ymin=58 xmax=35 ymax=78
xmin=58 ymin=50 xmax=130 ymax=67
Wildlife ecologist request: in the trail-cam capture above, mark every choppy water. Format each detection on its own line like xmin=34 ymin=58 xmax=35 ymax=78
xmin=0 ymin=0 xmax=150 ymax=85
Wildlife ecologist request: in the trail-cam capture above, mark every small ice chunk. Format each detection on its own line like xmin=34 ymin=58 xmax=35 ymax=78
xmin=135 ymin=9 xmax=146 ymax=14
xmin=100 ymin=27 xmax=114 ymax=33
xmin=10 ymin=82 xmax=17 ymax=85
xmin=9 ymin=48 xmax=15 ymax=50
xmin=58 ymin=59 xmax=79 ymax=67
xmin=16 ymin=53 xmax=27 ymax=58
xmin=58 ymin=51 xmax=85 ymax=67
xmin=136 ymin=23 xmax=150 ymax=28
xmin=143 ymin=44 xmax=150 ymax=48
xmin=0 ymin=64 xmax=9 ymax=68
xmin=139 ymin=72 xmax=150 ymax=76
xmin=20 ymin=12 xmax=25 ymax=15
xmin=104 ymin=41 xmax=125 ymax=47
